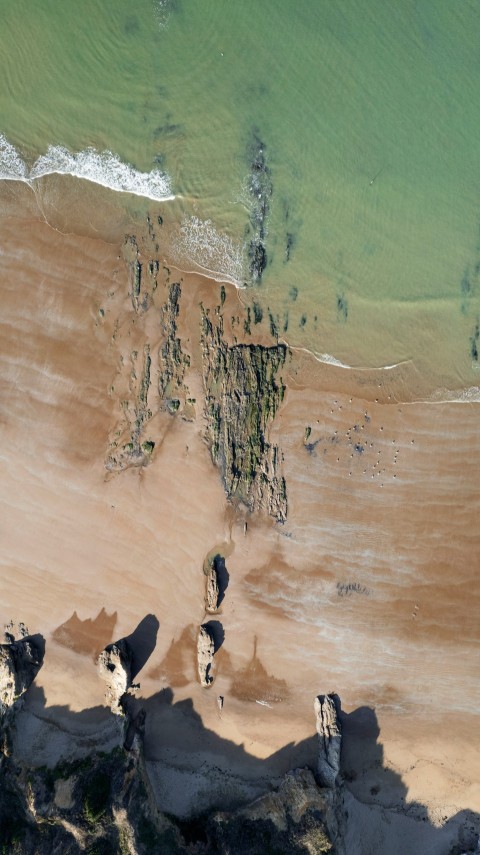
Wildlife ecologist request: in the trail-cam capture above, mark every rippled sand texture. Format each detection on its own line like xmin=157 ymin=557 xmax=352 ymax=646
xmin=0 ymin=195 xmax=479 ymax=833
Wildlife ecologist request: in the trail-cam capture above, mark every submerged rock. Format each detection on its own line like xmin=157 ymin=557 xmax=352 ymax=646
xmin=314 ymin=694 xmax=342 ymax=789
xmin=245 ymin=130 xmax=272 ymax=283
xmin=0 ymin=636 xmax=44 ymax=717
xmin=197 ymin=624 xmax=215 ymax=687
xmin=98 ymin=639 xmax=133 ymax=713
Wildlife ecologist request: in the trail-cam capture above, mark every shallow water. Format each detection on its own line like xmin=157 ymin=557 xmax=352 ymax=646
xmin=1 ymin=0 xmax=479 ymax=391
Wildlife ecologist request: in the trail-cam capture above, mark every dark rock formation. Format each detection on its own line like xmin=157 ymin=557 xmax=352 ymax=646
xmin=197 ymin=624 xmax=215 ymax=687
xmin=209 ymin=768 xmax=335 ymax=853
xmin=123 ymin=234 xmax=157 ymax=313
xmin=315 ymin=694 xmax=342 ymax=789
xmin=245 ymin=130 xmax=272 ymax=282
xmin=0 ymin=736 xmax=339 ymax=855
xmin=158 ymin=281 xmax=190 ymax=411
xmin=0 ymin=635 xmax=44 ymax=718
xmin=201 ymin=308 xmax=288 ymax=521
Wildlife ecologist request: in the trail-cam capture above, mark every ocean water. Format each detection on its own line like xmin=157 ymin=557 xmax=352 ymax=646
xmin=1 ymin=0 xmax=479 ymax=393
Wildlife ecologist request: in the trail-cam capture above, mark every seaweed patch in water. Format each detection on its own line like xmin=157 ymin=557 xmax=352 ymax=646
xmin=253 ymin=301 xmax=263 ymax=324
xmin=470 ymin=320 xmax=479 ymax=361
xmin=337 ymin=294 xmax=348 ymax=321
xmin=285 ymin=232 xmax=295 ymax=263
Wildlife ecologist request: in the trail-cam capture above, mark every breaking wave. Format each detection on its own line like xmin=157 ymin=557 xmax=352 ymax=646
xmin=427 ymin=385 xmax=480 ymax=404
xmin=0 ymin=134 xmax=28 ymax=181
xmin=172 ymin=216 xmax=246 ymax=287
xmin=0 ymin=134 xmax=173 ymax=202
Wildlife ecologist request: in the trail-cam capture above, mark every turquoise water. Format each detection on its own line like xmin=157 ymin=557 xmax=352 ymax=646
xmin=1 ymin=0 xmax=480 ymax=390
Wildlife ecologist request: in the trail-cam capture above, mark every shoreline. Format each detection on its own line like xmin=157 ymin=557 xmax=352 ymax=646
xmin=0 ymin=185 xmax=479 ymax=849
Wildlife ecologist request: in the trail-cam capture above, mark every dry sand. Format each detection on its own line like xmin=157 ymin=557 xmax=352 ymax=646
xmin=0 ymin=182 xmax=479 ymax=851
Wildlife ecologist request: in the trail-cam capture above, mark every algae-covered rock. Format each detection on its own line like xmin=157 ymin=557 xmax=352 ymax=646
xmin=201 ymin=308 xmax=288 ymax=521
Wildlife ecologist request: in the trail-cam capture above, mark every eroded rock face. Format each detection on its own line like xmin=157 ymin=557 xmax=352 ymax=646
xmin=98 ymin=639 xmax=133 ymax=713
xmin=0 ymin=637 xmax=44 ymax=717
xmin=314 ymin=694 xmax=342 ymax=789
xmin=205 ymin=561 xmax=220 ymax=614
xmin=210 ymin=768 xmax=335 ymax=854
xmin=197 ymin=625 xmax=215 ymax=687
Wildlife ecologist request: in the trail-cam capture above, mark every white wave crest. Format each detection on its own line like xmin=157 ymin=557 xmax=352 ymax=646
xmin=0 ymin=134 xmax=173 ymax=202
xmin=0 ymin=133 xmax=28 ymax=181
xmin=172 ymin=216 xmax=246 ymax=287
xmin=427 ymin=385 xmax=480 ymax=404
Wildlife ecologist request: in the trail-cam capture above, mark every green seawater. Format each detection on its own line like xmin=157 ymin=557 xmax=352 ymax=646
xmin=1 ymin=0 xmax=480 ymax=393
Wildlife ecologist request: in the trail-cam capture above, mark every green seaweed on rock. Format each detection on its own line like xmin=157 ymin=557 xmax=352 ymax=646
xmin=200 ymin=308 xmax=288 ymax=521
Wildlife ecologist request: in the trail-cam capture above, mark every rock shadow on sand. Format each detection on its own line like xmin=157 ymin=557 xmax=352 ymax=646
xmin=52 ymin=608 xmax=118 ymax=659
xmin=5 ymin=672 xmax=480 ymax=853
xmin=122 ymin=613 xmax=159 ymax=680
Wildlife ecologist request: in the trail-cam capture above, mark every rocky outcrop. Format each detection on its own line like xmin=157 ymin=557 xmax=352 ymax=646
xmin=0 ymin=741 xmax=338 ymax=855
xmin=98 ymin=639 xmax=133 ymax=713
xmin=205 ymin=559 xmax=220 ymax=613
xmin=201 ymin=308 xmax=288 ymax=521
xmin=123 ymin=235 xmax=157 ymax=314
xmin=0 ymin=636 xmax=44 ymax=717
xmin=105 ymin=343 xmax=156 ymax=471
xmin=158 ymin=281 xmax=191 ymax=415
xmin=0 ymin=736 xmax=185 ymax=855
xmin=314 ymin=694 xmax=342 ymax=789
xmin=197 ymin=624 xmax=215 ymax=687
xmin=210 ymin=768 xmax=336 ymax=854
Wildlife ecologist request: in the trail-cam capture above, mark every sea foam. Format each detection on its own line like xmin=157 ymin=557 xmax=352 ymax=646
xmin=0 ymin=134 xmax=173 ymax=202
xmin=0 ymin=134 xmax=28 ymax=181
xmin=172 ymin=216 xmax=246 ymax=287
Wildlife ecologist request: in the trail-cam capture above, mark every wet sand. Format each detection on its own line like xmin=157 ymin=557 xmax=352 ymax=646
xmin=0 ymin=185 xmax=479 ymax=847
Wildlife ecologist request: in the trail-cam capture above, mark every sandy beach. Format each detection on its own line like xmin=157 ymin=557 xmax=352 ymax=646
xmin=1 ymin=187 xmax=479 ymax=852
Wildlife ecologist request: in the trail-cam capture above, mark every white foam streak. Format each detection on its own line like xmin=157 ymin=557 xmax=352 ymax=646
xmin=172 ymin=216 xmax=246 ymax=287
xmin=287 ymin=344 xmax=412 ymax=372
xmin=427 ymin=385 xmax=480 ymax=404
xmin=0 ymin=134 xmax=28 ymax=181
xmin=0 ymin=134 xmax=173 ymax=202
